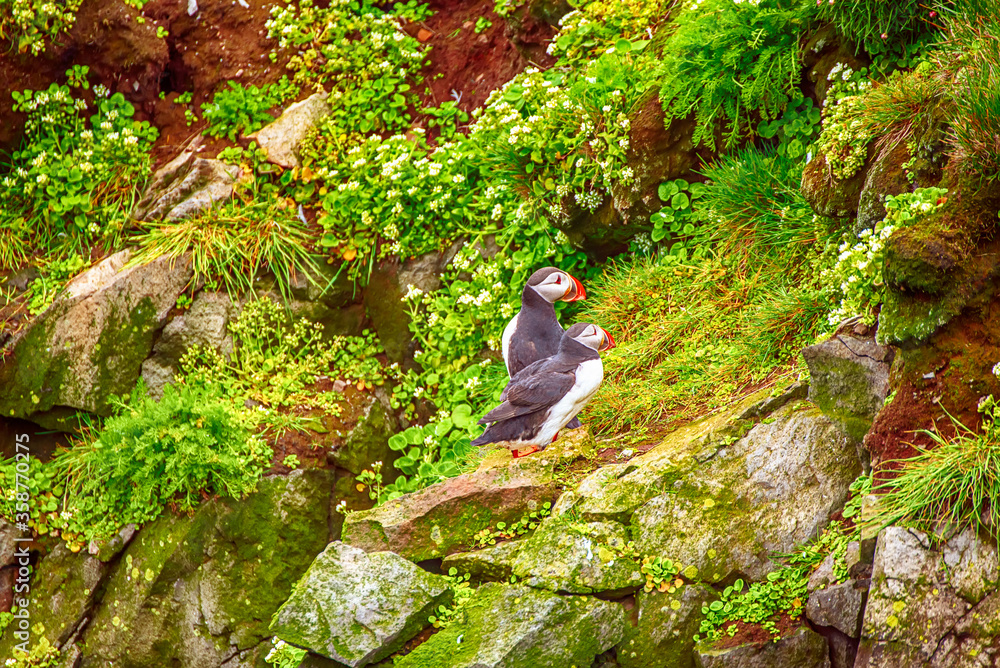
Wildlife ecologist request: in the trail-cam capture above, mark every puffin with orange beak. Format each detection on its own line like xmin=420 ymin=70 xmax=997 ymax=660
xmin=501 ymin=266 xmax=587 ymax=427
xmin=474 ymin=323 xmax=615 ymax=457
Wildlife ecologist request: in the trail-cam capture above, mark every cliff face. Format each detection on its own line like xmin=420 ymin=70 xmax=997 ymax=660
xmin=4 ymin=0 xmax=1000 ymax=667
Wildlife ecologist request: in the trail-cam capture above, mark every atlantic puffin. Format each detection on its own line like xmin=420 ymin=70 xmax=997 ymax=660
xmin=473 ymin=323 xmax=615 ymax=457
xmin=502 ymin=266 xmax=587 ymax=428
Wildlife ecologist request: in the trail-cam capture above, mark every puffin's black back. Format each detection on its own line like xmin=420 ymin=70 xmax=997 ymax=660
xmin=506 ymin=285 xmax=563 ymax=377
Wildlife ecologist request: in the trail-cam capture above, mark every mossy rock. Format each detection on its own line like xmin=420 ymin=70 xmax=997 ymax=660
xmin=394 ymin=583 xmax=627 ymax=668
xmin=695 ymin=626 xmax=831 ymax=667
xmin=78 ymin=469 xmax=333 ymax=667
xmin=442 ymin=540 xmax=524 ymax=582
xmin=883 ymin=215 xmax=969 ymax=296
xmin=617 ymin=586 xmax=718 ymax=668
xmin=0 ymin=251 xmax=192 ymax=421
xmin=0 ymin=544 xmax=108 ymax=656
xmin=509 ymin=518 xmax=643 ymax=595
xmin=271 ymin=542 xmax=452 ymax=667
xmin=340 ymin=433 xmax=592 ymax=561
xmin=855 ymin=526 xmax=1000 ymax=667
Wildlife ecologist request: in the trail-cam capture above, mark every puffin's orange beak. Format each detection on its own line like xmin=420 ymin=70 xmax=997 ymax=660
xmin=563 ymin=274 xmax=586 ymax=302
xmin=599 ymin=328 xmax=616 ymax=351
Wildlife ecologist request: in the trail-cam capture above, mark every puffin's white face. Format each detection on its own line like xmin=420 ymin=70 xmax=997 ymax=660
xmin=532 ymin=271 xmax=585 ymax=303
xmin=573 ymin=324 xmax=616 ymax=352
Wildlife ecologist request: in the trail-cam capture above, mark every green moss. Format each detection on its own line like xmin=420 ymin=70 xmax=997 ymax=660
xmin=877 ymin=289 xmax=963 ymax=346
xmin=89 ymin=296 xmax=160 ymax=414
xmin=0 ymin=315 xmax=69 ymax=418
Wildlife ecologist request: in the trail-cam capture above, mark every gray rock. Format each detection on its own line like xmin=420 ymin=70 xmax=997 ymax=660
xmin=0 ymin=250 xmax=192 ymax=421
xmin=618 ymin=586 xmax=718 ymax=668
xmin=76 ymin=469 xmax=333 ymax=667
xmin=0 ymin=520 xmax=15 ymax=568
xmin=248 ymin=92 xmax=332 ymax=169
xmin=855 ymin=526 xmax=1000 ymax=667
xmin=141 ymin=291 xmax=235 ymax=398
xmin=394 ymin=583 xmax=627 ymax=668
xmin=341 ymin=436 xmax=587 ymax=560
xmin=695 ymin=626 xmax=831 ymax=668
xmin=629 ymin=405 xmax=862 ymax=583
xmin=442 ymin=540 xmax=524 ymax=582
xmin=0 ymin=543 xmax=107 ymax=655
xmin=806 ymin=580 xmax=865 ymax=637
xmin=271 ymin=542 xmax=452 ymax=667
xmin=801 ymin=332 xmax=893 ymax=442
xmin=134 ymin=149 xmax=239 ymax=222
xmin=510 ymin=518 xmax=643 ymax=595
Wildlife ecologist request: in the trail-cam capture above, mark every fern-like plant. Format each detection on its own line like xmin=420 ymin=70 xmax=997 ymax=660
xmin=657 ymin=0 xmax=815 ymax=151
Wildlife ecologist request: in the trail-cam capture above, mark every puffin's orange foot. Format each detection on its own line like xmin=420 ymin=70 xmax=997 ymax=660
xmin=512 ymin=445 xmax=541 ymax=458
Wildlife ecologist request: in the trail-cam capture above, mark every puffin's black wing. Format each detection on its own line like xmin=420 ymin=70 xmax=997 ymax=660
xmin=479 ymin=364 xmax=576 ymax=425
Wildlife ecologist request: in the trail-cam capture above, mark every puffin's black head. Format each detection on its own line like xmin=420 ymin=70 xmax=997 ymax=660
xmin=526 ymin=267 xmax=586 ymax=303
xmin=564 ymin=323 xmax=616 ymax=352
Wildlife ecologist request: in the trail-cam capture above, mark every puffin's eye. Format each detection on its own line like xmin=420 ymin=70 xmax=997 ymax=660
xmin=555 ymin=275 xmax=562 ymax=284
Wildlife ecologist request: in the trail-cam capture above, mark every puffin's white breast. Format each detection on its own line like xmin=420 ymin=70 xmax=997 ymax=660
xmin=533 ymin=359 xmax=603 ymax=446
xmin=501 ymin=312 xmax=519 ymax=376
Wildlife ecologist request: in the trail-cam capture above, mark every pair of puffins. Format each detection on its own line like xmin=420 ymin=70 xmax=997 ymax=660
xmin=472 ymin=267 xmax=615 ymax=458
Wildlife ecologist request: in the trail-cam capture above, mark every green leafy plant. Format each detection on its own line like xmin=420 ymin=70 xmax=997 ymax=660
xmin=0 ymin=73 xmax=157 ymax=267
xmin=43 ymin=381 xmax=270 ymax=546
xmin=2 ymin=635 xmax=61 ymax=667
xmin=547 ymin=0 xmax=670 ymax=65
xmin=474 ymin=16 xmax=491 ymax=33
xmin=179 ymin=297 xmax=386 ymax=412
xmin=201 ymin=78 xmax=298 ymax=141
xmin=266 ymin=0 xmax=430 ymax=135
xmin=355 ymin=461 xmax=385 ymax=500
xmin=695 ymin=568 xmax=808 ymax=643
xmin=822 ymin=187 xmax=947 ymax=326
xmin=650 ymin=178 xmax=707 ymax=248
xmin=657 ymin=0 xmax=815 ymax=150
xmin=0 ymin=0 xmax=84 ymax=54
xmin=23 ymin=254 xmax=87 ymax=315
xmin=265 ymin=637 xmax=306 ymax=668
xmin=428 ymin=567 xmax=475 ymax=628
xmin=470 ymin=502 xmax=552 ymax=548
xmin=282 ymin=454 xmax=301 ymax=469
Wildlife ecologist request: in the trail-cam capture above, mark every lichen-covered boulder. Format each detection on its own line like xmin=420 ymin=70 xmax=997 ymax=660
xmin=271 ymin=542 xmax=452 ymax=667
xmin=801 ymin=332 xmax=893 ymax=442
xmin=441 ymin=540 xmax=524 ymax=582
xmin=695 ymin=626 xmax=831 ymax=668
xmin=394 ymin=583 xmax=627 ymax=668
xmin=0 ymin=250 xmax=192 ymax=425
xmin=509 ymin=518 xmax=643 ymax=595
xmin=855 ymin=526 xmax=1000 ymax=667
xmin=563 ymin=398 xmax=861 ymax=584
xmin=807 ymin=581 xmax=866 ymax=638
xmin=76 ymin=469 xmax=333 ymax=667
xmin=248 ymin=92 xmax=332 ymax=169
xmin=134 ymin=148 xmax=239 ymax=222
xmin=341 ymin=433 xmax=593 ymax=560
xmin=618 ymin=586 xmax=718 ymax=668
xmin=0 ymin=543 xmax=107 ymax=657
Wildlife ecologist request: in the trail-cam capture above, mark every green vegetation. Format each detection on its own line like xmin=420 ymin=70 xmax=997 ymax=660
xmin=657 ymin=0 xmax=814 ymax=150
xmin=0 ymin=69 xmax=157 ymax=268
xmin=201 ymin=78 xmax=299 ymax=141
xmin=697 ymin=570 xmax=807 ymax=642
xmin=265 ymin=637 xmax=307 ymax=668
xmin=179 ymin=297 xmax=386 ymax=413
xmin=129 ymin=192 xmax=321 ymax=299
xmin=428 ymin=567 xmax=475 ymax=628
xmin=866 ymin=396 xmax=1000 ymax=545
xmin=38 ymin=381 xmax=270 ymax=548
xmin=822 ymin=187 xmax=947 ymax=326
xmin=470 ymin=502 xmax=553 ymax=548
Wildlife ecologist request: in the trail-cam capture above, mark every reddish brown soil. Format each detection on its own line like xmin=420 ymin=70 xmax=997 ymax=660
xmin=710 ymin=613 xmax=804 ymax=650
xmin=866 ymin=277 xmax=1000 ymax=477
xmin=410 ymin=0 xmax=555 ymax=115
